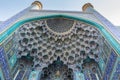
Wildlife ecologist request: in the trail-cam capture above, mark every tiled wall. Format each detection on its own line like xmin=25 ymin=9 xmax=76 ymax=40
xmin=0 ymin=46 xmax=11 ymax=80
xmin=0 ymin=14 xmax=120 ymax=80
xmin=103 ymin=50 xmax=117 ymax=80
xmin=112 ymin=59 xmax=120 ymax=80
xmin=98 ymin=39 xmax=111 ymax=75
xmin=0 ymin=33 xmax=18 ymax=80
xmin=0 ymin=66 xmax=4 ymax=80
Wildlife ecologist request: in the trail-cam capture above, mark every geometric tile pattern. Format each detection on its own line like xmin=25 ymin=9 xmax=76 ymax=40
xmin=103 ymin=51 xmax=117 ymax=80
xmin=0 ymin=47 xmax=11 ymax=80
xmin=16 ymin=18 xmax=103 ymax=68
xmin=112 ymin=61 xmax=120 ymax=80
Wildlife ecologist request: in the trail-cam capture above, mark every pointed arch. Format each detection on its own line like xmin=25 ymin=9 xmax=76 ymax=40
xmin=0 ymin=14 xmax=119 ymax=55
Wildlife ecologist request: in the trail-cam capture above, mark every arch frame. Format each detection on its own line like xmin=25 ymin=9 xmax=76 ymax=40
xmin=0 ymin=14 xmax=119 ymax=55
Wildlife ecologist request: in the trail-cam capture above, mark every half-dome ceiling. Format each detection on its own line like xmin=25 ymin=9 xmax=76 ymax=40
xmin=16 ymin=17 xmax=103 ymax=69
xmin=46 ymin=18 xmax=74 ymax=34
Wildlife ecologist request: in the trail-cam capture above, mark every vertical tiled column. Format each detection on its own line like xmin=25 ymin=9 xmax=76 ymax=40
xmin=23 ymin=70 xmax=32 ymax=80
xmin=0 ymin=46 xmax=11 ymax=80
xmin=14 ymin=70 xmax=25 ymax=80
xmin=0 ymin=66 xmax=5 ymax=80
xmin=111 ymin=57 xmax=120 ymax=80
xmin=102 ymin=51 xmax=117 ymax=80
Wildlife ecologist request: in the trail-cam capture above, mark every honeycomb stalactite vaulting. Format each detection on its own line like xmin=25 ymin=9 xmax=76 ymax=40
xmin=40 ymin=58 xmax=74 ymax=80
xmin=16 ymin=18 xmax=102 ymax=68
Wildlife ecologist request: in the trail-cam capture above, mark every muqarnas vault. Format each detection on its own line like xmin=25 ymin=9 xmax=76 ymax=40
xmin=0 ymin=1 xmax=120 ymax=80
